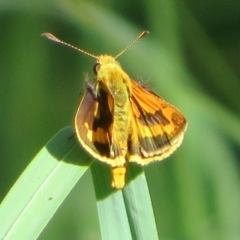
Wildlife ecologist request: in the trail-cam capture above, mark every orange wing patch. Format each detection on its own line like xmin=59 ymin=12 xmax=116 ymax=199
xmin=128 ymin=80 xmax=187 ymax=165
xmin=75 ymin=84 xmax=111 ymax=161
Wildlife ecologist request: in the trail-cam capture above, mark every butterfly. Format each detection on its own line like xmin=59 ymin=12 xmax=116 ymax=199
xmin=43 ymin=31 xmax=187 ymax=188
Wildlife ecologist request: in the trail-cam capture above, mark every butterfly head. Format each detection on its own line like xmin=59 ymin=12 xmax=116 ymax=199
xmin=93 ymin=55 xmax=121 ymax=75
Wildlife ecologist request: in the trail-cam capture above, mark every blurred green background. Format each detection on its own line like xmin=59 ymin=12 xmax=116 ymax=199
xmin=1 ymin=0 xmax=240 ymax=239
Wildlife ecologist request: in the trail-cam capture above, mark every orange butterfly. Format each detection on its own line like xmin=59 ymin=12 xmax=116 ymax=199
xmin=43 ymin=31 xmax=187 ymax=188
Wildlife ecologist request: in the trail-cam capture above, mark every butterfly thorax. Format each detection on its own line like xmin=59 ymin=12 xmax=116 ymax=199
xmin=95 ymin=55 xmax=133 ymax=165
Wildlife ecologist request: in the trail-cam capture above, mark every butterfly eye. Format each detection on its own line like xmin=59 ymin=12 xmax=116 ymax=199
xmin=93 ymin=63 xmax=101 ymax=75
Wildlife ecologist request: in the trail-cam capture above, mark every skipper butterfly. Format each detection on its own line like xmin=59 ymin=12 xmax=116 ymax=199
xmin=43 ymin=31 xmax=187 ymax=189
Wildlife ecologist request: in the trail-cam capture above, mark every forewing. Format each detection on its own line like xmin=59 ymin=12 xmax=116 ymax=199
xmin=128 ymin=80 xmax=187 ymax=165
xmin=75 ymin=84 xmax=113 ymax=163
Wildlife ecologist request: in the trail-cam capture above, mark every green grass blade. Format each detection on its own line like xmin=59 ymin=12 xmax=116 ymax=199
xmin=91 ymin=162 xmax=159 ymax=240
xmin=91 ymin=162 xmax=132 ymax=240
xmin=0 ymin=127 xmax=92 ymax=240
xmin=123 ymin=164 xmax=159 ymax=240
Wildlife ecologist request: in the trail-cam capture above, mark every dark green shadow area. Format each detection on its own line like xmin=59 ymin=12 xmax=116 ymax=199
xmin=45 ymin=126 xmax=93 ymax=166
xmin=91 ymin=161 xmax=116 ymax=199
xmin=126 ymin=163 xmax=144 ymax=185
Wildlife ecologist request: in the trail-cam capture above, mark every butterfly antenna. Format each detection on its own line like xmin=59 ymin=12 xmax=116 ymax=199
xmin=114 ymin=30 xmax=149 ymax=59
xmin=42 ymin=33 xmax=98 ymax=60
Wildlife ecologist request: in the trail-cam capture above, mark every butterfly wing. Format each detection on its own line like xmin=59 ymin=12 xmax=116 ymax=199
xmin=75 ymin=83 xmax=115 ymax=165
xmin=128 ymin=80 xmax=187 ymax=165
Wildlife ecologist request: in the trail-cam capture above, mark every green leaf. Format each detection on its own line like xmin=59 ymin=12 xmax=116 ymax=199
xmin=0 ymin=127 xmax=92 ymax=240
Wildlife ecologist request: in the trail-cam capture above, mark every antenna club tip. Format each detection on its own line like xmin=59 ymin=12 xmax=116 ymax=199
xmin=41 ymin=32 xmax=60 ymax=43
xmin=140 ymin=30 xmax=150 ymax=38
xmin=41 ymin=32 xmax=50 ymax=38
